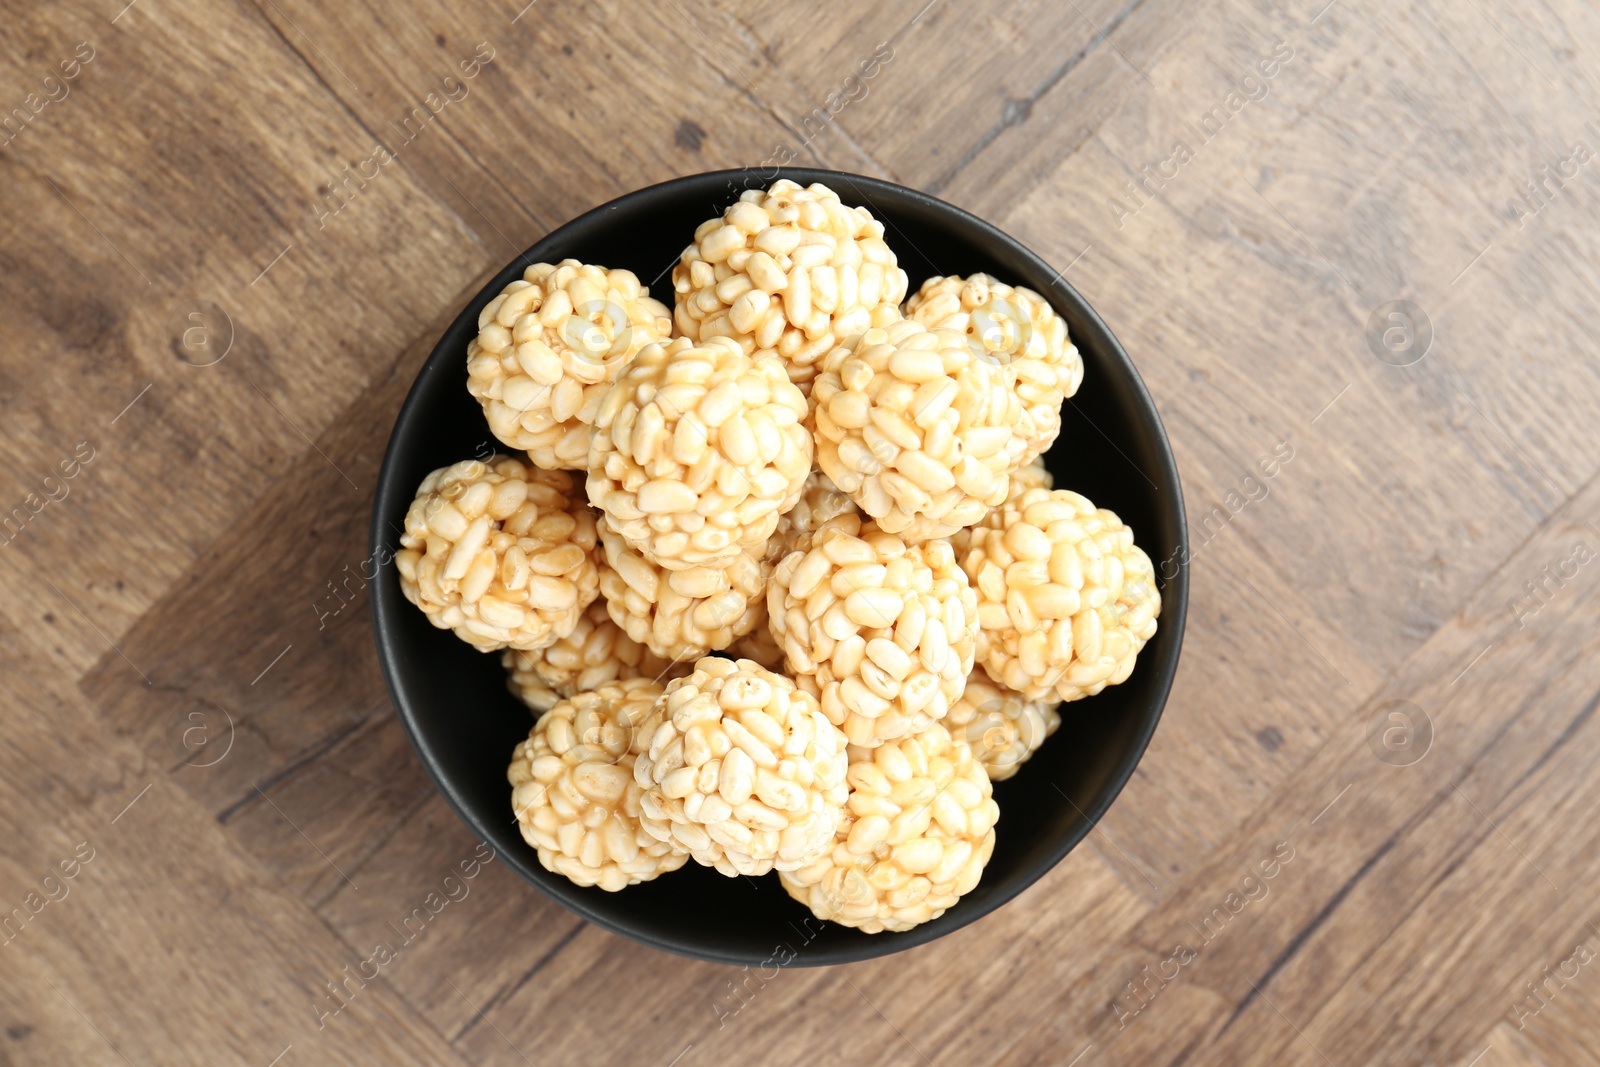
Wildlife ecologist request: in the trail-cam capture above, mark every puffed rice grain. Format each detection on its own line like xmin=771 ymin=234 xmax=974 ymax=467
xmin=768 ymin=512 xmax=977 ymax=748
xmin=945 ymin=669 xmax=1061 ymax=781
xmin=595 ymin=516 xmax=767 ymax=663
xmin=959 ymin=486 xmax=1160 ymax=702
xmin=503 ymin=599 xmax=689 ymax=712
xmin=905 ymin=273 xmax=1082 ymax=463
xmin=811 ymin=319 xmax=1032 ymax=539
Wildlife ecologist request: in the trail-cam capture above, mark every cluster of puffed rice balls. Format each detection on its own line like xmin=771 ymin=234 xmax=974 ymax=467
xmin=396 ymin=180 xmax=1160 ymax=934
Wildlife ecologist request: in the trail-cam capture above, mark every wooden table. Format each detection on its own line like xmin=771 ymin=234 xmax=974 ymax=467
xmin=4 ymin=0 xmax=1598 ymax=1063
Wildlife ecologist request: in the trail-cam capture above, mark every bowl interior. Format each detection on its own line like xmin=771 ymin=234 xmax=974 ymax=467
xmin=371 ymin=168 xmax=1187 ymax=966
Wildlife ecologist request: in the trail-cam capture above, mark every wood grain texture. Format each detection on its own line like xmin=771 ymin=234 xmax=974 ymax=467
xmin=5 ymin=0 xmax=1600 ymax=1063
xmin=0 ymin=0 xmax=491 ymax=673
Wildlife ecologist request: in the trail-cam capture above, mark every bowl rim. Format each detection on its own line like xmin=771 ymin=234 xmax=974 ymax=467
xmin=370 ymin=166 xmax=1188 ymax=966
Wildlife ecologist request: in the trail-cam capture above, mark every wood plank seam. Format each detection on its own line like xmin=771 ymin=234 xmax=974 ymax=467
xmin=245 ymin=0 xmax=514 ymax=259
xmin=927 ymin=0 xmax=1151 ymax=194
xmin=1221 ymin=647 xmax=1600 ymax=1030
xmin=448 ymin=919 xmax=588 ymax=1043
xmin=668 ymin=0 xmax=897 ymax=177
xmin=1195 ymin=572 xmax=1600 ymax=1057
xmin=1008 ymin=467 xmax=1600 ymax=1061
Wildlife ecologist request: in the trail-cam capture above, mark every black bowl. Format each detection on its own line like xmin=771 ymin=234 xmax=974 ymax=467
xmin=371 ymin=168 xmax=1187 ymax=966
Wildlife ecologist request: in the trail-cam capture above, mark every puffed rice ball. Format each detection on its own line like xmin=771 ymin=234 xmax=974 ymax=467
xmin=946 ymin=670 xmax=1060 ymax=782
xmin=587 ymin=336 xmax=812 ymax=571
xmin=508 ymin=681 xmax=688 ymax=890
xmin=960 ymin=487 xmax=1160 ymax=702
xmin=596 ymin=517 xmax=766 ymax=662
xmin=905 ymin=273 xmax=1082 ymax=463
xmin=811 ymin=318 xmax=1030 ymax=540
xmin=467 ymin=260 xmax=672 ymax=468
xmin=769 ymin=513 xmax=978 ymax=748
xmin=396 ymin=458 xmax=600 ymax=652
xmin=780 ymin=723 xmax=998 ymax=933
xmin=672 ymin=180 xmax=908 ymax=394
xmin=503 ymin=600 xmax=688 ymax=713
xmin=633 ymin=657 xmax=849 ymax=877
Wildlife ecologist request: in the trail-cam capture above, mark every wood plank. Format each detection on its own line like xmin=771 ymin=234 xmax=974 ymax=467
xmin=0 ymin=0 xmax=492 ymax=675
xmin=1501 ymin=962 xmax=1600 ymax=1067
xmin=250 ymin=0 xmax=881 ymax=250
xmin=315 ymin=790 xmax=587 ymax=1043
xmin=1275 ymin=700 xmax=1600 ymax=1063
xmin=1465 ymin=1023 xmax=1555 ymax=1067
xmin=0 ymin=655 xmax=470 ymax=1066
xmin=66 ymin=271 xmax=582 ymax=1035
xmin=12 ymin=0 xmax=1600 ymax=1061
xmin=449 ymin=847 xmax=1147 ymax=1064
xmin=75 ymin=276 xmax=484 ymax=818
xmin=963 ymin=0 xmax=1600 ymax=893
xmin=222 ymin=714 xmax=435 ymax=907
xmin=991 ymin=467 xmax=1600 ymax=1065
xmin=727 ymin=0 xmax=1160 ymax=207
